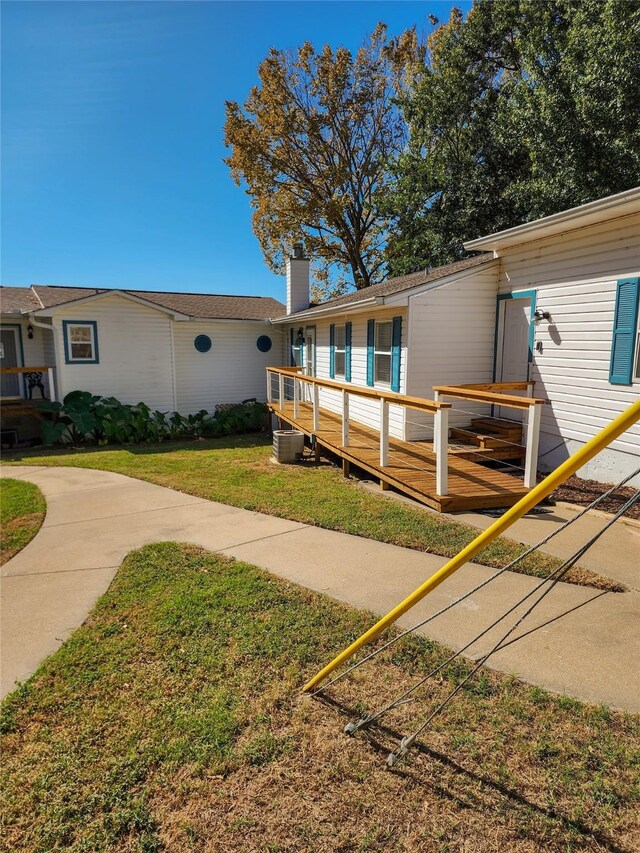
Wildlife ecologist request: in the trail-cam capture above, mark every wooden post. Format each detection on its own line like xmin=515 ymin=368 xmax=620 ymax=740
xmin=278 ymin=373 xmax=285 ymax=412
xmin=524 ymin=403 xmax=542 ymax=489
xmin=313 ymin=383 xmax=320 ymax=431
xmin=314 ymin=439 xmax=321 ymax=463
xmin=342 ymin=458 xmax=350 ymax=478
xmin=293 ymin=378 xmax=300 ymax=419
xmin=47 ymin=367 xmax=56 ymax=402
xmin=342 ymin=389 xmax=349 ymax=447
xmin=380 ymin=398 xmax=389 ymax=467
xmin=433 ymin=389 xmax=440 ymax=453
xmin=435 ymin=406 xmax=448 ymax=496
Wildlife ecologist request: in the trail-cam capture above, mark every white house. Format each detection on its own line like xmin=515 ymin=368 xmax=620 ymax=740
xmin=0 ymin=286 xmax=285 ymax=420
xmin=273 ymin=187 xmax=640 ymax=487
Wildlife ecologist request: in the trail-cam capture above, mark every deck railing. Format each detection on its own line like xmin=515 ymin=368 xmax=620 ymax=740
xmin=0 ymin=365 xmax=57 ymax=402
xmin=266 ymin=366 xmax=452 ymax=496
xmin=432 ymin=382 xmax=545 ymax=489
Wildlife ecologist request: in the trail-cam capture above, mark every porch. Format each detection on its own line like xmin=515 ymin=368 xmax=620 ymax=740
xmin=1 ymin=365 xmax=57 ymax=447
xmin=266 ymin=368 xmax=545 ymax=513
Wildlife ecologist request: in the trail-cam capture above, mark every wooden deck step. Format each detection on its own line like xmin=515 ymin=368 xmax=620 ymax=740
xmin=448 ymin=442 xmax=526 ymax=462
xmin=470 ymin=417 xmax=523 ymax=438
xmin=449 ymin=426 xmax=522 ymax=450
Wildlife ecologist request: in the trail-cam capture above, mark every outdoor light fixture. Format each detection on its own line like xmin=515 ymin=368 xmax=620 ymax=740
xmin=296 ymin=328 xmax=305 ymax=345
xmin=534 ymin=309 xmax=551 ymax=322
xmin=27 ymin=324 xmax=34 ymax=339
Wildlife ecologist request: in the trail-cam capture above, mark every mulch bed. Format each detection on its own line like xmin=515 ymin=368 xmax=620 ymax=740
xmin=549 ymin=475 xmax=640 ymax=520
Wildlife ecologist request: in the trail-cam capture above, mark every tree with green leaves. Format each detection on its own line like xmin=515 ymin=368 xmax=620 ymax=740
xmin=224 ymin=25 xmax=423 ymax=294
xmin=385 ymin=0 xmax=640 ymax=276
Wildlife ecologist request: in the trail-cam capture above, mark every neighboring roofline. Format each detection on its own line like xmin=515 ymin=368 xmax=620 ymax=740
xmin=30 ymin=289 xmax=191 ymax=320
xmin=464 ymin=186 xmax=640 ymax=251
xmin=272 ymin=256 xmax=498 ymax=323
xmin=30 ymin=283 xmax=282 ymax=302
xmin=271 ymin=296 xmax=383 ymax=324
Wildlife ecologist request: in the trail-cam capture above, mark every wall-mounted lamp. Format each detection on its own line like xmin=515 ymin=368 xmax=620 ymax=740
xmin=27 ymin=323 xmax=34 ymax=339
xmin=295 ymin=328 xmax=305 ymax=345
xmin=534 ymin=309 xmax=551 ymax=322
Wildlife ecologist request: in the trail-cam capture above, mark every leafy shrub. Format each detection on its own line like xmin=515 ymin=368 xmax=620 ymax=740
xmin=39 ymin=392 xmax=267 ymax=446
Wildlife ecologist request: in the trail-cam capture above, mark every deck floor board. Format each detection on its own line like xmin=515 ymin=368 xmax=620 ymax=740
xmin=269 ymin=402 xmax=530 ymax=512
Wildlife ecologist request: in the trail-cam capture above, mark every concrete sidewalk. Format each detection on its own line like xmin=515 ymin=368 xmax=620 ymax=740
xmin=2 ymin=465 xmax=639 ymax=711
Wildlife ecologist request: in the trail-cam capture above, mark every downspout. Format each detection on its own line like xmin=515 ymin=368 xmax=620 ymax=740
xmin=28 ymin=314 xmax=60 ymax=401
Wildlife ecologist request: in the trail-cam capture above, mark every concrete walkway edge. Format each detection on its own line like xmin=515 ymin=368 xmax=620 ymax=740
xmin=1 ymin=465 xmax=639 ymax=711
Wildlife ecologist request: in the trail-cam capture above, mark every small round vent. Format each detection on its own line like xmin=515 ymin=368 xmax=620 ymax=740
xmin=256 ymin=335 xmax=272 ymax=353
xmin=194 ymin=334 xmax=212 ymax=353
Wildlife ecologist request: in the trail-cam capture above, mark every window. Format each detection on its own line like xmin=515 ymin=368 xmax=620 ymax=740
xmin=635 ymin=315 xmax=640 ymax=380
xmin=63 ymin=321 xmax=98 ymax=364
xmin=334 ymin=324 xmax=346 ymax=377
xmin=374 ymin=321 xmax=392 ymax=384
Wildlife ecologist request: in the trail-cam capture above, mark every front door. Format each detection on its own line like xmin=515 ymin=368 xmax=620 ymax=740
xmin=0 ymin=327 xmax=22 ymax=398
xmin=303 ymin=326 xmax=316 ymax=402
xmin=304 ymin=327 xmax=316 ymax=377
xmin=495 ymin=293 xmax=534 ymax=422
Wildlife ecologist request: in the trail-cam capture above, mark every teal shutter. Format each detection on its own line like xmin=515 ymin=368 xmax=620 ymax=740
xmin=289 ymin=328 xmax=295 ymax=366
xmin=345 ymin=322 xmax=352 ymax=382
xmin=391 ymin=316 xmax=402 ymax=392
xmin=366 ymin=319 xmax=375 ymax=386
xmin=609 ymin=278 xmax=640 ymax=385
xmin=329 ymin=324 xmax=335 ymax=379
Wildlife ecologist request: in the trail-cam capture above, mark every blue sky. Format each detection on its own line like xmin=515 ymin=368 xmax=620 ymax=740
xmin=2 ymin=1 xmax=470 ymax=302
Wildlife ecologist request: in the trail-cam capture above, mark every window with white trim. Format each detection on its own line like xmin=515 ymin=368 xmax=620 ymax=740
xmin=334 ymin=324 xmax=346 ymax=377
xmin=374 ymin=321 xmax=392 ymax=384
xmin=66 ymin=323 xmax=97 ymax=362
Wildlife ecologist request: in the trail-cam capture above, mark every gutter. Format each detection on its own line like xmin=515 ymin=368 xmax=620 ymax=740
xmin=270 ymin=296 xmax=384 ymax=325
xmin=464 ymin=186 xmax=640 ymax=251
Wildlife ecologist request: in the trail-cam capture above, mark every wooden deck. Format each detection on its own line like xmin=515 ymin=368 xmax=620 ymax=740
xmin=269 ymin=401 xmax=530 ymax=513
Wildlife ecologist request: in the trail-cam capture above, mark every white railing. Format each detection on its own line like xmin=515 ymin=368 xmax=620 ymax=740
xmin=266 ymin=366 xmax=451 ymax=496
xmin=433 ymin=382 xmax=545 ymax=489
xmin=0 ymin=365 xmax=57 ymax=402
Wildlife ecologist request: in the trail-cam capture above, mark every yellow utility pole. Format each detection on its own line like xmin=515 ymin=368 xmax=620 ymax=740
xmin=303 ymin=399 xmax=640 ymax=693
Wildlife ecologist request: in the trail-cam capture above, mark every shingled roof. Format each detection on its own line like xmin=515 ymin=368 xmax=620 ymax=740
xmin=0 ymin=287 xmax=43 ymax=314
xmin=282 ymin=254 xmax=495 ymax=320
xmin=1 ymin=285 xmax=285 ymax=321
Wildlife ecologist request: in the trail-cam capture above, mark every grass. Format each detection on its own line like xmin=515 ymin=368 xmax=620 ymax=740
xmin=2 ymin=435 xmax=622 ymax=591
xmin=0 ymin=477 xmax=46 ymax=565
xmin=1 ymin=543 xmax=638 ymax=852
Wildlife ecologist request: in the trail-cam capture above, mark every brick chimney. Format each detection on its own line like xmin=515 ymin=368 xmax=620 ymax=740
xmin=286 ymin=243 xmax=309 ymax=315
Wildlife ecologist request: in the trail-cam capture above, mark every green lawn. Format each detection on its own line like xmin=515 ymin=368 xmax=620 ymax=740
xmin=0 ymin=478 xmax=46 ymax=565
xmin=3 ymin=435 xmax=621 ymax=590
xmin=1 ymin=543 xmax=637 ymax=852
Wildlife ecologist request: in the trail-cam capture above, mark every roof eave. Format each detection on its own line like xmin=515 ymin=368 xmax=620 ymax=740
xmin=30 ymin=289 xmax=191 ymax=320
xmin=270 ymin=296 xmax=384 ymax=324
xmin=464 ymin=187 xmax=640 ymax=252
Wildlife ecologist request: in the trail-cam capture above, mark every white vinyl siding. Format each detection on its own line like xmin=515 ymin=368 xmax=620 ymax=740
xmin=52 ymin=294 xmax=175 ymax=410
xmin=498 ymin=212 xmax=640 ymax=483
xmin=174 ymin=321 xmax=281 ymax=414
xmin=404 ymin=267 xmax=499 ymax=440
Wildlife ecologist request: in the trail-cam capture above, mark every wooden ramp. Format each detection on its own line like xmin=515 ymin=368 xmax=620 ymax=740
xmin=269 ymin=401 xmax=530 ymax=513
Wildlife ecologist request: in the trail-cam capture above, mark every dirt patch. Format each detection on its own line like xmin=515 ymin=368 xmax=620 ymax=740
xmin=550 ymin=476 xmax=640 ymax=521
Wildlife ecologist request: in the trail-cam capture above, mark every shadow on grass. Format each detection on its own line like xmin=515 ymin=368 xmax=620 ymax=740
xmin=316 ymin=692 xmax=630 ymax=853
xmin=4 ymin=431 xmax=273 ymax=460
